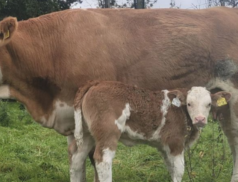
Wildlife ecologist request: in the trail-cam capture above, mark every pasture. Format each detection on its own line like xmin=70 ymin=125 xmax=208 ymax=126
xmin=0 ymin=101 xmax=233 ymax=182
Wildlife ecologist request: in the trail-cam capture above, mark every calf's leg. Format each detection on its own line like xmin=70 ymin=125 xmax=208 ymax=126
xmin=92 ymin=127 xmax=120 ymax=182
xmin=162 ymin=148 xmax=185 ymax=182
xmin=94 ymin=145 xmax=116 ymax=182
xmin=89 ymin=111 xmax=123 ymax=182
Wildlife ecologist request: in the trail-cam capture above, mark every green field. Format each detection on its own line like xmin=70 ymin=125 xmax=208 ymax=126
xmin=0 ymin=102 xmax=233 ymax=182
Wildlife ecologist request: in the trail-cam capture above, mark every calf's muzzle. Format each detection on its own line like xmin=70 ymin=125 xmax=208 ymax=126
xmin=194 ymin=116 xmax=206 ymax=128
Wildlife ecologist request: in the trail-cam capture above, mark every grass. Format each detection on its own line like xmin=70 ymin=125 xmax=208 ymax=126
xmin=0 ymin=102 xmax=233 ymax=182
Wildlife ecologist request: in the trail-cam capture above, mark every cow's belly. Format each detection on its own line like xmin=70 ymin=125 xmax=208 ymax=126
xmin=40 ymin=100 xmax=75 ymax=136
xmin=53 ymin=106 xmax=75 ymax=136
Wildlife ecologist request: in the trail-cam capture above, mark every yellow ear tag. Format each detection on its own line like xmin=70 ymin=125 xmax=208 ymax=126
xmin=217 ymin=97 xmax=227 ymax=107
xmin=4 ymin=30 xmax=10 ymax=39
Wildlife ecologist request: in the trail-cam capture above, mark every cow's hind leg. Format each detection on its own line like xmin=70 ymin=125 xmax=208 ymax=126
xmin=207 ymin=78 xmax=238 ymax=182
xmin=218 ymin=103 xmax=238 ymax=182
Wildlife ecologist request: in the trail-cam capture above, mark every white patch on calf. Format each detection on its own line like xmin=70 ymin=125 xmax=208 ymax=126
xmin=74 ymin=109 xmax=83 ymax=147
xmin=163 ymin=145 xmax=184 ymax=182
xmin=115 ymin=103 xmax=145 ymax=141
xmin=96 ymin=148 xmax=115 ymax=182
xmin=150 ymin=90 xmax=170 ymax=141
xmin=114 ymin=103 xmax=131 ymax=132
xmin=124 ymin=125 xmax=145 ymax=140
xmin=0 ymin=85 xmax=11 ymax=99
xmin=161 ymin=90 xmax=171 ymax=115
xmin=168 ymin=152 xmax=184 ymax=182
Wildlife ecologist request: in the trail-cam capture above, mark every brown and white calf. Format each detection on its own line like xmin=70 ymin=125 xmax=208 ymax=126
xmin=70 ymin=81 xmax=231 ymax=182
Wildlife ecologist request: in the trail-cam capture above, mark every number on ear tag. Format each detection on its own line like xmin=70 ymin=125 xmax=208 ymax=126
xmin=4 ymin=30 xmax=10 ymax=39
xmin=217 ymin=97 xmax=227 ymax=107
xmin=172 ymin=98 xmax=181 ymax=107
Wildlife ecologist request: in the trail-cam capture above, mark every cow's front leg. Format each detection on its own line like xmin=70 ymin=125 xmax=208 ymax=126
xmin=88 ymin=148 xmax=99 ymax=182
xmin=67 ymin=135 xmax=87 ymax=181
xmin=68 ymin=134 xmax=94 ymax=182
xmin=162 ymin=148 xmax=185 ymax=182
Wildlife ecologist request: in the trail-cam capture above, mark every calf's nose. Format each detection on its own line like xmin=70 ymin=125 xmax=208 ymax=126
xmin=195 ymin=116 xmax=205 ymax=122
xmin=194 ymin=116 xmax=206 ymax=128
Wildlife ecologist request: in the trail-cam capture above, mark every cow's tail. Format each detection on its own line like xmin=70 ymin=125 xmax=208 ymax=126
xmin=73 ymin=81 xmax=99 ymax=147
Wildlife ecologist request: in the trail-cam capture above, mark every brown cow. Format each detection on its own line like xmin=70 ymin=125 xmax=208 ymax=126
xmin=71 ymin=81 xmax=231 ymax=182
xmin=0 ymin=7 xmax=238 ymax=181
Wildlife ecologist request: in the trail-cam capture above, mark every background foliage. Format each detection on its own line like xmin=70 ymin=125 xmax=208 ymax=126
xmin=0 ymin=0 xmax=82 ymax=20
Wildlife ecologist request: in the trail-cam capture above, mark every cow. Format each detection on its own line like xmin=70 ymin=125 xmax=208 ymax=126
xmin=0 ymin=7 xmax=238 ymax=182
xmin=70 ymin=81 xmax=231 ymax=182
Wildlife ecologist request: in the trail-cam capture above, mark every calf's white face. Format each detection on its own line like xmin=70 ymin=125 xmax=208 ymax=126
xmin=185 ymin=87 xmax=231 ymax=128
xmin=186 ymin=87 xmax=212 ymax=127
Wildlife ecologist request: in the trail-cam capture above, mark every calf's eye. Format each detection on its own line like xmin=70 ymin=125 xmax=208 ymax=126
xmin=187 ymin=103 xmax=191 ymax=107
xmin=208 ymin=103 xmax=211 ymax=107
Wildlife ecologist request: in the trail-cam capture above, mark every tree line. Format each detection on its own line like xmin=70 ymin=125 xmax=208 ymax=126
xmin=0 ymin=0 xmax=237 ymax=21
xmin=0 ymin=0 xmax=81 ymax=20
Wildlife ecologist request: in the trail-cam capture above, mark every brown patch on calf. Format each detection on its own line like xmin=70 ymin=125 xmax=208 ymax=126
xmin=160 ymin=106 xmax=190 ymax=155
xmin=124 ymin=90 xmax=164 ymax=138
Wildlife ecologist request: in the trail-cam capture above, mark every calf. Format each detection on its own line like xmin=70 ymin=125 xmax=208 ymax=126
xmin=71 ymin=81 xmax=231 ymax=182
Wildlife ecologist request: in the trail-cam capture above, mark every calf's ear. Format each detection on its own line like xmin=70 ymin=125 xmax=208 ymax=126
xmin=168 ymin=90 xmax=186 ymax=107
xmin=211 ymin=91 xmax=231 ymax=107
xmin=0 ymin=17 xmax=18 ymax=45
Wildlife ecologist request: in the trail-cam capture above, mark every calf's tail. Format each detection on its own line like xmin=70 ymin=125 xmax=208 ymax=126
xmin=73 ymin=81 xmax=99 ymax=147
xmin=74 ymin=80 xmax=100 ymax=108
